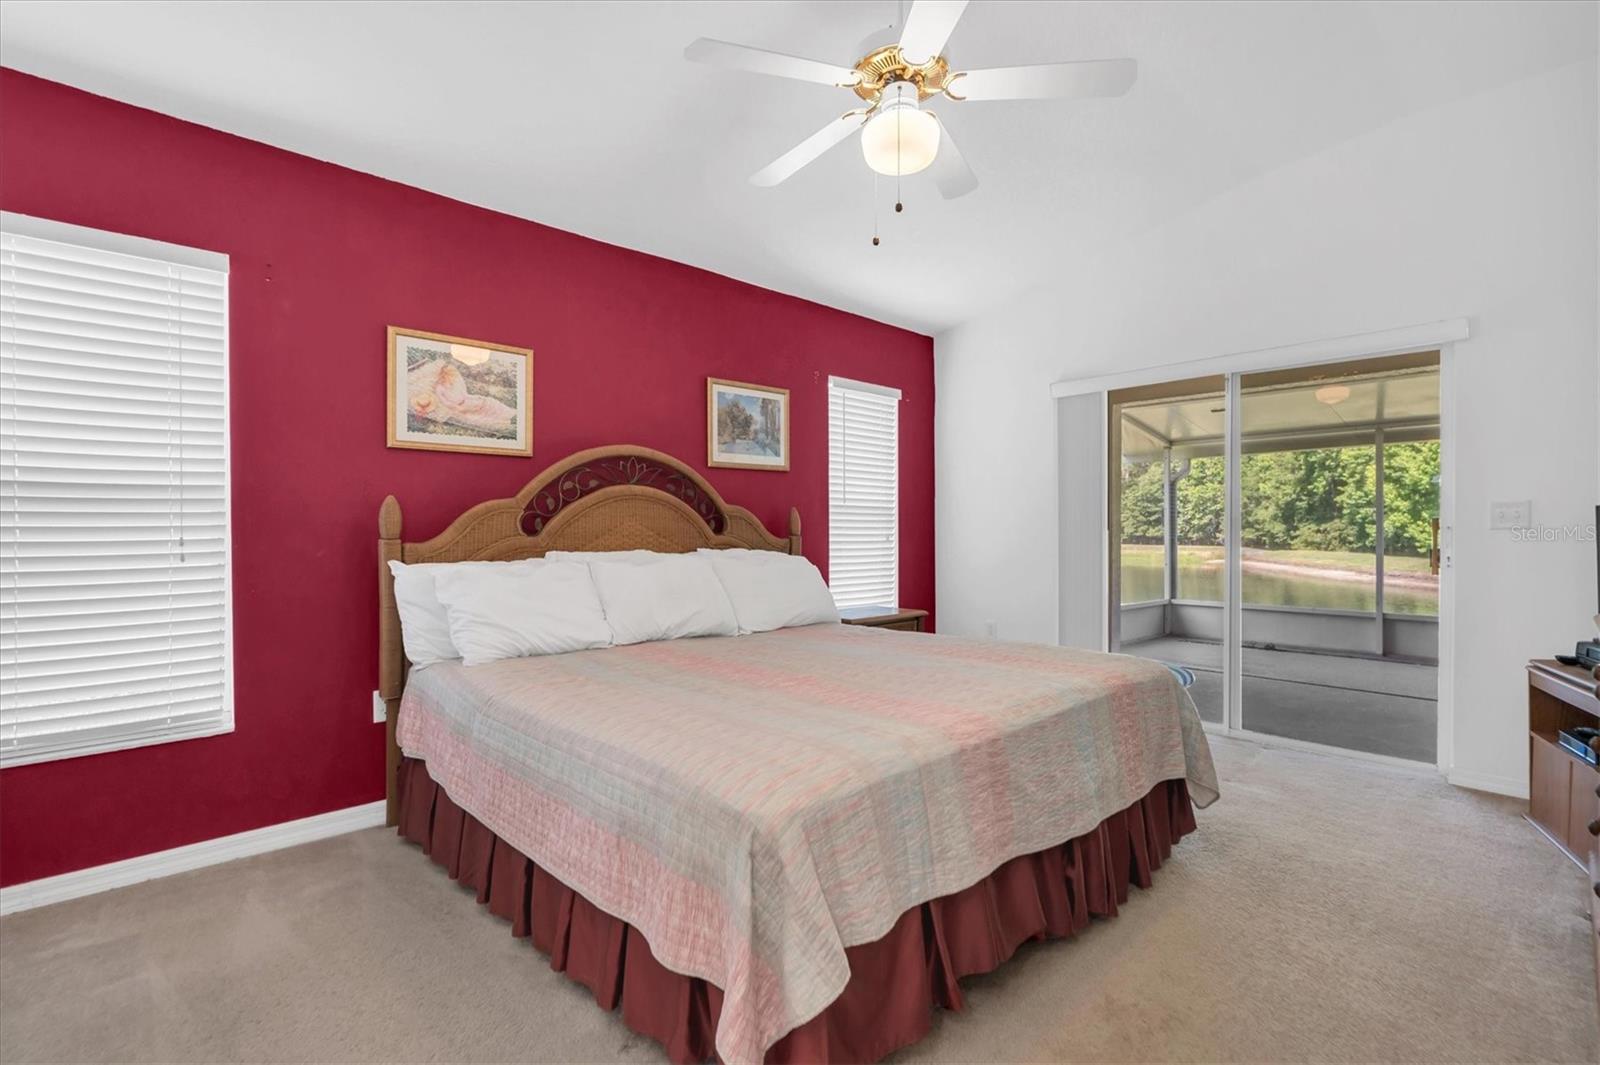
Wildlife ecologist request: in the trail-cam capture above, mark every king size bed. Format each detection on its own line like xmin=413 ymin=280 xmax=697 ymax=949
xmin=378 ymin=445 xmax=1218 ymax=1064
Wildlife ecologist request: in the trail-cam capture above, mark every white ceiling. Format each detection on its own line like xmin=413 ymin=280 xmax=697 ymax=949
xmin=0 ymin=1 xmax=1591 ymax=334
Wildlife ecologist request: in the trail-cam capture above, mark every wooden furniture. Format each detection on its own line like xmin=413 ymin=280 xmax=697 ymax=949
xmin=378 ymin=444 xmax=802 ymax=826
xmin=840 ymin=607 xmax=927 ymax=632
xmin=1525 ymin=659 xmax=1600 ymax=867
xmin=1525 ymin=660 xmax=1600 ymax=1014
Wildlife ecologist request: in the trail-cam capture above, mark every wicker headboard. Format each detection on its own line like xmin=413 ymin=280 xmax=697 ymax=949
xmin=376 ymin=444 xmax=802 ymax=824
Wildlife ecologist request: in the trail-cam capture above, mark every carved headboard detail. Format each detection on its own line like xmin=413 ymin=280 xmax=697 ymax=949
xmin=521 ymin=452 xmax=727 ymax=535
xmin=376 ymin=444 xmax=802 ymax=824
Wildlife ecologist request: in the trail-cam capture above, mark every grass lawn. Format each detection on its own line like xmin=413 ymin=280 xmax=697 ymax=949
xmin=1119 ymin=543 xmax=1434 ymax=575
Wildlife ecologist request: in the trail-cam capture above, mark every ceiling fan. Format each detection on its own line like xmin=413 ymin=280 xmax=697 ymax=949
xmin=684 ymin=0 xmax=1136 ymax=201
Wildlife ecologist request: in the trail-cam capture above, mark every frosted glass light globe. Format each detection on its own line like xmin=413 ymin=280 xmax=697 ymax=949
xmin=860 ymin=103 xmax=940 ymax=177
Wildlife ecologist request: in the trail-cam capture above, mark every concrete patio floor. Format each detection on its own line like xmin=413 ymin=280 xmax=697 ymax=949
xmin=1124 ymin=635 xmax=1438 ymax=763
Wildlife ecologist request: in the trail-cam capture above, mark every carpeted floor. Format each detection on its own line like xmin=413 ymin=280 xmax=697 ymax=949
xmin=2 ymin=737 xmax=1595 ymax=1063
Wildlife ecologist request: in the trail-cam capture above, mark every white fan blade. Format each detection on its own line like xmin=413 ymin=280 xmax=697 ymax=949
xmin=898 ymin=0 xmax=969 ymax=65
xmin=750 ymin=112 xmax=867 ymax=187
xmin=685 ymin=38 xmax=860 ymax=87
xmin=927 ymin=115 xmax=978 ymax=199
xmin=946 ymin=58 xmax=1137 ymax=101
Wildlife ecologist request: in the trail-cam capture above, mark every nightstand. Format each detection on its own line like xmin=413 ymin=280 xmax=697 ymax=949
xmin=840 ymin=608 xmax=928 ymax=632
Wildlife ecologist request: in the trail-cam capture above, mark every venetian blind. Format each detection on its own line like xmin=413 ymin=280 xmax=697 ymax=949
xmin=0 ymin=216 xmax=231 ymax=767
xmin=827 ymin=375 xmax=900 ymax=612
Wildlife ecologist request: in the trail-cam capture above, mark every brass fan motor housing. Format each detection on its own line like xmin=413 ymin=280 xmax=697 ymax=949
xmin=851 ymin=45 xmax=951 ymax=103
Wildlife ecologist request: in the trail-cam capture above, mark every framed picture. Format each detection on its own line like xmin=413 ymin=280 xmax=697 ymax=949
xmin=387 ymin=326 xmax=532 ymax=456
xmin=707 ymin=377 xmax=790 ymax=471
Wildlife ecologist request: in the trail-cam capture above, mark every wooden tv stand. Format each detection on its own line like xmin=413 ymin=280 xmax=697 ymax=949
xmin=1526 ymin=659 xmax=1600 ymax=1015
xmin=1526 ymin=659 xmax=1600 ymax=866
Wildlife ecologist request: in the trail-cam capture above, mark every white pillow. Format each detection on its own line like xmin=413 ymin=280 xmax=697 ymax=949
xmin=585 ymin=552 xmax=738 ymax=645
xmin=431 ymin=560 xmax=612 ymax=666
xmin=697 ymin=549 xmax=840 ymax=634
xmin=387 ymin=559 xmax=538 ymax=666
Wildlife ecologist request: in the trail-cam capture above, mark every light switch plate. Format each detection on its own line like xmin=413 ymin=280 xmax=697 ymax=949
xmin=372 ymin=690 xmax=386 ymax=724
xmin=1489 ymin=500 xmax=1530 ymax=530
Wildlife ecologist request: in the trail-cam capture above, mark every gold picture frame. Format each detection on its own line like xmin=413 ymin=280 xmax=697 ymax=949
xmin=707 ymin=377 xmax=790 ymax=471
xmin=387 ymin=326 xmax=533 ymax=457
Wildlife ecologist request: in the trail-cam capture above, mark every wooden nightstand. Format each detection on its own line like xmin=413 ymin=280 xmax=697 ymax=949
xmin=840 ymin=608 xmax=928 ymax=632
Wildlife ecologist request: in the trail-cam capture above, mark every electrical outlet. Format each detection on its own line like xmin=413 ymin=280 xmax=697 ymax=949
xmin=1489 ymin=500 xmax=1530 ymax=530
xmin=984 ymin=620 xmax=998 ymax=639
xmin=372 ymin=690 xmax=386 ymax=724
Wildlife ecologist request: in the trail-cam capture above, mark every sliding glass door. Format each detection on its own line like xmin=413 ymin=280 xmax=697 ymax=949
xmin=1106 ymin=353 xmax=1441 ymax=762
xmin=1235 ymin=357 xmax=1440 ymax=760
xmin=1108 ymin=376 xmax=1228 ymax=725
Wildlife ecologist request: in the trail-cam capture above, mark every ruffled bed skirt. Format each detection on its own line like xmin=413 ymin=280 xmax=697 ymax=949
xmin=396 ymin=757 xmax=1196 ymax=1064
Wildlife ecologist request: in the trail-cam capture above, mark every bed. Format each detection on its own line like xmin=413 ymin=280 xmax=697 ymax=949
xmin=378 ymin=444 xmax=1218 ymax=1064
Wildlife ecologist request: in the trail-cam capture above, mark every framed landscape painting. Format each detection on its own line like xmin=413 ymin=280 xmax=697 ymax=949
xmin=387 ymin=326 xmax=532 ymax=456
xmin=707 ymin=377 xmax=789 ymax=471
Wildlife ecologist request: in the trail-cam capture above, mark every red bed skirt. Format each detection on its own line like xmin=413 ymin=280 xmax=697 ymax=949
xmin=396 ymin=757 xmax=1196 ymax=1064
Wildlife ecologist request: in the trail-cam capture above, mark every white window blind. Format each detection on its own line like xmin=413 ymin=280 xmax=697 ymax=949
xmin=828 ymin=375 xmax=900 ymax=612
xmin=0 ymin=215 xmax=231 ymax=767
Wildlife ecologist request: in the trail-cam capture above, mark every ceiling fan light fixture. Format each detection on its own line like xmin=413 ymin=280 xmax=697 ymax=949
xmin=687 ymin=0 xmax=1139 ymax=203
xmin=860 ymin=82 xmax=940 ymax=176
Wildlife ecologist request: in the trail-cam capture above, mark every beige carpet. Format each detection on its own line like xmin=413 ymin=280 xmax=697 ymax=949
xmin=2 ymin=737 xmax=1595 ymax=1064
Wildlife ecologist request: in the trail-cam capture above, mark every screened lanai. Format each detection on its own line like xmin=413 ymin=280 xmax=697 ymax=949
xmin=1113 ymin=357 xmax=1441 ymax=762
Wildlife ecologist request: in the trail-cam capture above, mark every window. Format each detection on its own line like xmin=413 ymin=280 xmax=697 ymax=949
xmin=827 ymin=375 xmax=899 ymax=613
xmin=1 ymin=214 xmax=230 ymax=767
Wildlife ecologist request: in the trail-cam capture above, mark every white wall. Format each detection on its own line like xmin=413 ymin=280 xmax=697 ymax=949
xmin=935 ymin=58 xmax=1598 ymax=796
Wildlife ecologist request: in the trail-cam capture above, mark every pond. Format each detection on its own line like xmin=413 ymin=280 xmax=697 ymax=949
xmin=1120 ymin=546 xmax=1438 ymax=615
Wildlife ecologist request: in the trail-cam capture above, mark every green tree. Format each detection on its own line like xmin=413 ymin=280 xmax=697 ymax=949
xmin=1159 ymin=443 xmax=1436 ymax=555
xmin=1120 ymin=459 xmax=1165 ymax=542
xmin=1240 ymin=451 xmax=1300 ymax=549
xmin=1381 ymin=441 xmax=1439 ymax=556
xmin=1177 ymin=457 xmax=1225 ymax=545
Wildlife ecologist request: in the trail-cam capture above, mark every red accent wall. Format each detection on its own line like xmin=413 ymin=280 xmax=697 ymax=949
xmin=0 ymin=70 xmax=934 ymax=887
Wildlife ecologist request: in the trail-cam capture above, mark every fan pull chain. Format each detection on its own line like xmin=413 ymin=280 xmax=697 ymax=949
xmin=872 ymin=171 xmax=880 ymax=246
xmin=895 ymin=106 xmax=904 ymax=213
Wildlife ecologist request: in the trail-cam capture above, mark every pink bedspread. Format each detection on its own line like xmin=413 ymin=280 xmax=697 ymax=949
xmin=398 ymin=624 xmax=1218 ymax=1063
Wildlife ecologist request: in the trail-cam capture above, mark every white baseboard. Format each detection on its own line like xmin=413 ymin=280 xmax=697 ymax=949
xmin=1446 ymin=767 xmax=1529 ymax=800
xmin=0 ymin=800 xmax=386 ymax=916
